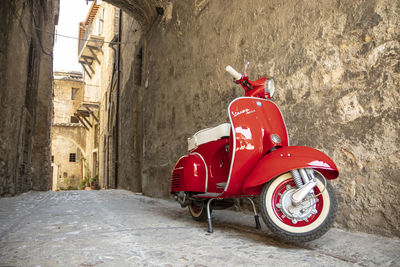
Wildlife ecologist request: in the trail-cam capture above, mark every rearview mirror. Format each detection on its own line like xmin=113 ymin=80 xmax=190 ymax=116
xmin=265 ymin=78 xmax=275 ymax=98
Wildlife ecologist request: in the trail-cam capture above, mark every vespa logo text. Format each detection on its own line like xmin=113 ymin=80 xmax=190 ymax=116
xmin=232 ymin=109 xmax=256 ymax=117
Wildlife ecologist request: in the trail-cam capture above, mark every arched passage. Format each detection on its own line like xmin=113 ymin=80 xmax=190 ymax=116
xmin=51 ymin=132 xmax=86 ymax=190
xmin=104 ymin=0 xmax=159 ymax=30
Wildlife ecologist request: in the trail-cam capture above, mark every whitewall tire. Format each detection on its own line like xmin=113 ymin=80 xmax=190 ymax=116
xmin=260 ymin=171 xmax=337 ymax=242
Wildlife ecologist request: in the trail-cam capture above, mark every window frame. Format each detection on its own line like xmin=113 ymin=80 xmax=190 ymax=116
xmin=69 ymin=153 xmax=76 ymax=162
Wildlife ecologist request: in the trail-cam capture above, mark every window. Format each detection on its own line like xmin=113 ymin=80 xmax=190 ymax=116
xmin=51 ymin=156 xmax=54 ymax=162
xmin=71 ymin=116 xmax=79 ymax=123
xmin=71 ymin=88 xmax=79 ymax=100
xmin=69 ymin=153 xmax=76 ymax=162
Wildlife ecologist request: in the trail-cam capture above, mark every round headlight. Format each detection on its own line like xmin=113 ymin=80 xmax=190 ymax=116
xmin=271 ymin=134 xmax=281 ymax=144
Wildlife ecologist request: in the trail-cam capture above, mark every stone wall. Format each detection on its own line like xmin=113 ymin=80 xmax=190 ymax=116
xmin=116 ymin=13 xmax=144 ymax=192
xmin=114 ymin=0 xmax=399 ymax=236
xmin=0 ymin=0 xmax=59 ymax=196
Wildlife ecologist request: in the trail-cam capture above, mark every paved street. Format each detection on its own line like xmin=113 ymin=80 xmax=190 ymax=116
xmin=0 ymin=190 xmax=399 ymax=266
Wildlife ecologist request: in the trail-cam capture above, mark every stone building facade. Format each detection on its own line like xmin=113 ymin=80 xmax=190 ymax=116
xmin=77 ymin=1 xmax=120 ymax=189
xmin=0 ymin=0 xmax=59 ymax=196
xmin=51 ymin=71 xmax=86 ymax=190
xmin=98 ymin=0 xmax=399 ymax=237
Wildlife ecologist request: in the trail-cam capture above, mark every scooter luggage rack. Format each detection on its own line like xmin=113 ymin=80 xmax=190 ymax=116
xmin=206 ymin=198 xmax=261 ymax=233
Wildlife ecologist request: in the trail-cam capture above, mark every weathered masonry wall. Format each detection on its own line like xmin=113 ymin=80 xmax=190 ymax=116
xmin=0 ymin=0 xmax=59 ymax=196
xmin=113 ymin=0 xmax=399 ymax=236
xmin=116 ymin=13 xmax=144 ymax=193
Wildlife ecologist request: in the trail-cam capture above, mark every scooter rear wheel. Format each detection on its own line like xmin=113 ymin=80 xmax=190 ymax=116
xmin=260 ymin=171 xmax=337 ymax=242
xmin=188 ymin=200 xmax=210 ymax=222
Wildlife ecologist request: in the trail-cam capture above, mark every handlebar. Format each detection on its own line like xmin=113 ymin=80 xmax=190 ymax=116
xmin=225 ymin=65 xmax=242 ymax=80
xmin=226 ymin=63 xmax=273 ymax=99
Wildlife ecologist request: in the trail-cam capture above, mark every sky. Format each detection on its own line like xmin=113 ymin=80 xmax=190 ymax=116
xmin=53 ymin=0 xmax=91 ymax=72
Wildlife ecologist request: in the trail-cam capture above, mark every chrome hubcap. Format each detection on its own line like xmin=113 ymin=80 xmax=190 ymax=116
xmin=276 ymin=185 xmax=317 ymax=224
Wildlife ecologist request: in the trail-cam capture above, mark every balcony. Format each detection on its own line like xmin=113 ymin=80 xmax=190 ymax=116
xmin=73 ymin=85 xmax=100 ymax=131
xmin=78 ymin=20 xmax=104 ymax=78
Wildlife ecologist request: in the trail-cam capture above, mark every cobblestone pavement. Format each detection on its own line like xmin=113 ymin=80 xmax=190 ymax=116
xmin=0 ymin=190 xmax=399 ymax=266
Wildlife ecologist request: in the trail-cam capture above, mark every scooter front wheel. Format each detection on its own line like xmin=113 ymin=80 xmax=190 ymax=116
xmin=260 ymin=171 xmax=337 ymax=242
xmin=188 ymin=200 xmax=211 ymax=222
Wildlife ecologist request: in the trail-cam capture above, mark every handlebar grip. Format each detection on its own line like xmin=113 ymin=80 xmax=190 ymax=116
xmin=225 ymin=65 xmax=242 ymax=80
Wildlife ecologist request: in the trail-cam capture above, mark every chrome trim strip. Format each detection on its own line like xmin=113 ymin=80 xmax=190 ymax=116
xmin=224 ymin=97 xmax=240 ymax=192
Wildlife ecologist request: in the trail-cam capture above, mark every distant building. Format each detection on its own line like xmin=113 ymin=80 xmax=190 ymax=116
xmin=77 ymin=0 xmax=144 ymax=192
xmin=51 ymin=71 xmax=86 ymax=190
xmin=77 ymin=0 xmax=119 ymax=189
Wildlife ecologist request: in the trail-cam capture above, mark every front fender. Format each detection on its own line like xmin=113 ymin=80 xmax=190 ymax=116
xmin=243 ymin=146 xmax=339 ymax=190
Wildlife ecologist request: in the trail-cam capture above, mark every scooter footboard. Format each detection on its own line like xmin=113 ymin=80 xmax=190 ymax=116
xmin=243 ymin=146 xmax=339 ymax=191
xmin=170 ymin=153 xmax=207 ymax=193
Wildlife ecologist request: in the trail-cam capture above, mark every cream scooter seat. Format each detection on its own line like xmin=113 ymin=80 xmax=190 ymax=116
xmin=188 ymin=123 xmax=231 ymax=151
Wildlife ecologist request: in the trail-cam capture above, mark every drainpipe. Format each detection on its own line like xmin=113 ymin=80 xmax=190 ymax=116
xmin=115 ymin=9 xmax=122 ymax=188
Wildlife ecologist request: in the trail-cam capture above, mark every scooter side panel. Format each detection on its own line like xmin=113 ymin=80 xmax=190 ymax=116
xmin=191 ymin=139 xmax=230 ymax=193
xmin=170 ymin=153 xmax=207 ymax=193
xmin=243 ymin=146 xmax=339 ymax=191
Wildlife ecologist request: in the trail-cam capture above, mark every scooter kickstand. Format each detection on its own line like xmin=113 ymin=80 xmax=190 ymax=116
xmin=207 ymin=199 xmax=214 ymax=233
xmin=247 ymin=198 xmax=261 ymax=230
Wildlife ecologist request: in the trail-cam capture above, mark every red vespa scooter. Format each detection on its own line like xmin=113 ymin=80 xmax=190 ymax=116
xmin=171 ymin=63 xmax=339 ymax=242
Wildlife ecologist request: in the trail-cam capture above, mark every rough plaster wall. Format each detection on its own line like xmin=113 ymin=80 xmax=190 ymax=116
xmin=0 ymin=0 xmax=59 ymax=195
xmin=30 ymin=0 xmax=59 ymax=192
xmin=117 ymin=13 xmax=144 ymax=192
xmin=0 ymin=1 xmax=30 ymax=196
xmin=132 ymin=0 xmax=399 ymax=236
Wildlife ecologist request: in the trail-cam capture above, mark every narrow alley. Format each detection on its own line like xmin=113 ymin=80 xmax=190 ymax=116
xmin=1 ymin=1 xmax=400 ymax=265
xmin=0 ymin=190 xmax=399 ymax=266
